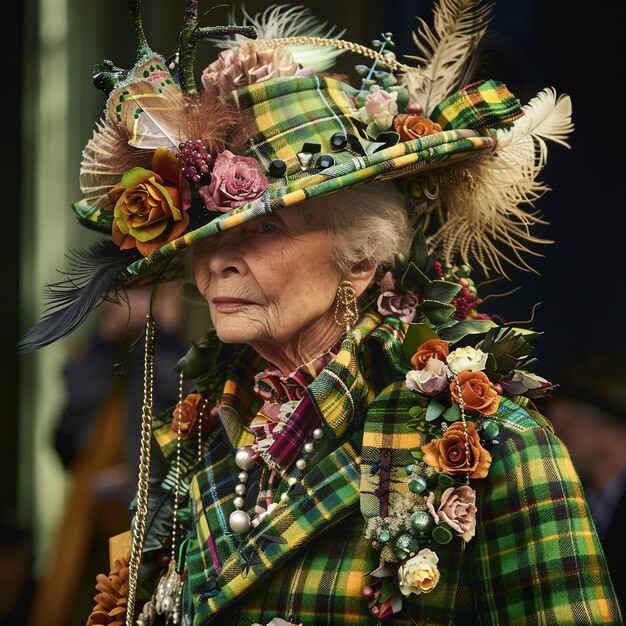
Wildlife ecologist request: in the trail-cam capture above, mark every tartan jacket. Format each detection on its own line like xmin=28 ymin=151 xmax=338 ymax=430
xmin=151 ymin=312 xmax=622 ymax=625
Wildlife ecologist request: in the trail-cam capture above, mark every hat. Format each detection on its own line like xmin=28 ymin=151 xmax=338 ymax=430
xmin=19 ymin=2 xmax=573 ymax=352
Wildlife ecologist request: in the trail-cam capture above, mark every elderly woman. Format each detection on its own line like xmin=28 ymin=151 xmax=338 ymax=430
xmin=21 ymin=2 xmax=621 ymax=626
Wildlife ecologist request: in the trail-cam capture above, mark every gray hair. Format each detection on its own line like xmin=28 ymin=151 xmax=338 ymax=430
xmin=313 ymin=180 xmax=412 ymax=275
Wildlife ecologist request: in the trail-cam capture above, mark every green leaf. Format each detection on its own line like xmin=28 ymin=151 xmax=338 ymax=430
xmin=379 ymin=581 xmax=394 ymax=604
xmin=401 ymin=262 xmax=431 ymax=292
xmin=402 ymin=323 xmax=438 ymax=363
xmin=411 ymin=449 xmax=424 ymax=460
xmin=441 ymin=319 xmax=497 ymax=344
xmin=424 ymin=280 xmax=462 ymax=303
xmin=370 ymin=563 xmax=395 ymax=578
xmin=417 ymin=301 xmax=456 ymax=327
xmin=409 ymin=231 xmax=430 ymax=270
xmin=442 ymin=403 xmax=461 ymax=422
xmin=425 ymin=399 xmax=446 ymax=422
xmin=408 ymin=405 xmax=423 ymax=418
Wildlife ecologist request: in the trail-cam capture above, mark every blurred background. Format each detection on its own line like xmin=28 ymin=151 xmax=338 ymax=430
xmin=3 ymin=0 xmax=625 ymax=624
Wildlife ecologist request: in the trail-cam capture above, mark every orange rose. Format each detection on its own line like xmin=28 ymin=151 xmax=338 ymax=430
xmin=110 ymin=147 xmax=191 ymax=256
xmin=450 ymin=370 xmax=500 ymax=416
xmin=411 ymin=339 xmax=450 ymax=370
xmin=172 ymin=393 xmax=213 ymax=440
xmin=422 ymin=421 xmax=492 ymax=479
xmin=394 ymin=114 xmax=442 ymax=142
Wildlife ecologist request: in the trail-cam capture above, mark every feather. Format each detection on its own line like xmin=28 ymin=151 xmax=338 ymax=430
xmin=106 ymin=54 xmax=190 ymax=151
xmin=417 ymin=88 xmax=573 ymax=276
xmin=400 ymin=0 xmax=493 ymax=114
xmin=496 ymin=88 xmax=573 ymax=164
xmin=18 ymin=240 xmax=139 ymax=353
xmin=206 ymin=4 xmax=346 ymax=72
xmin=79 ymin=119 xmax=147 ymax=215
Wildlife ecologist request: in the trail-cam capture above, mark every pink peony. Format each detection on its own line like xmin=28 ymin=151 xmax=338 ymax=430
xmin=377 ymin=290 xmax=418 ymax=323
xmin=358 ymin=86 xmax=399 ymax=131
xmin=199 ymin=150 xmax=268 ymax=212
xmin=427 ymin=486 xmax=477 ymax=542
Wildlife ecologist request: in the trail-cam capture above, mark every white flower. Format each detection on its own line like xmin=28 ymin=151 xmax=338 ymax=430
xmin=398 ymin=548 xmax=441 ymax=596
xmin=357 ymin=86 xmax=398 ymax=131
xmin=405 ymin=357 xmax=449 ymax=396
xmin=446 ymin=346 xmax=488 ymax=374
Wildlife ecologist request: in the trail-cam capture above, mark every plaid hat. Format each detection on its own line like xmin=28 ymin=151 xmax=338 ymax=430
xmin=19 ymin=3 xmax=572 ymax=352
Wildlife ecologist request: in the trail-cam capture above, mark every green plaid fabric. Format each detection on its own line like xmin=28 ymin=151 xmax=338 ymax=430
xmin=431 ymin=79 xmax=524 ymax=131
xmin=148 ymin=314 xmax=621 ymax=625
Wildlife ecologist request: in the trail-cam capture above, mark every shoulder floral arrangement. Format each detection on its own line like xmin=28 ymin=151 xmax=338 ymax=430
xmin=362 ymin=232 xmax=554 ymax=620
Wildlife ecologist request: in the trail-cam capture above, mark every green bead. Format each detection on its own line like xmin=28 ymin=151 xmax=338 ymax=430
xmin=457 ymin=264 xmax=471 ymax=277
xmin=410 ymin=511 xmax=434 ymax=533
xmin=408 ymin=475 xmax=428 ymax=494
xmin=394 ymin=534 xmax=420 ymax=560
xmin=482 ymin=419 xmax=500 ymax=440
xmin=377 ymin=528 xmax=391 ymax=543
xmin=438 ymin=473 xmax=454 ymax=489
xmin=432 ymin=525 xmax=453 ymax=545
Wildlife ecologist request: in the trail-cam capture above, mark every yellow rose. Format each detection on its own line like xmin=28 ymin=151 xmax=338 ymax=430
xmin=397 ymin=548 xmax=441 ymax=596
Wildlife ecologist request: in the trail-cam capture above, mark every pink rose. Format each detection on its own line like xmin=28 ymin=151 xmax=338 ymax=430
xmin=427 ymin=486 xmax=477 ymax=542
xmin=199 ymin=150 xmax=268 ymax=212
xmin=406 ymin=357 xmax=449 ymax=396
xmin=358 ymin=86 xmax=399 ymax=131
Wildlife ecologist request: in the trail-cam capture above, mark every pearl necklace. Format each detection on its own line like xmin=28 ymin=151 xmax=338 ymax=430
xmin=229 ymin=426 xmax=325 ymax=534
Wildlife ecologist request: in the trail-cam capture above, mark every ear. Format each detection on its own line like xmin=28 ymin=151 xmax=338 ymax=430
xmin=345 ymin=259 xmax=377 ymax=297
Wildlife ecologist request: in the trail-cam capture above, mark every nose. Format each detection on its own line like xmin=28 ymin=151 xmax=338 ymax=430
xmin=206 ymin=230 xmax=249 ymax=277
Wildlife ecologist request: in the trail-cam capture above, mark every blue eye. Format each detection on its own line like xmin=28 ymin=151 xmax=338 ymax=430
xmin=257 ymin=220 xmax=279 ymax=235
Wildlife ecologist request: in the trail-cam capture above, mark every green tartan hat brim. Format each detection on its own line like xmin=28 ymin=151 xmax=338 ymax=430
xmin=123 ymin=127 xmax=496 ymax=286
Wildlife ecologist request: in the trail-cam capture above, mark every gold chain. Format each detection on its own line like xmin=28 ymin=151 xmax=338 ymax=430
xmin=262 ymin=37 xmax=411 ymax=73
xmin=126 ymin=313 xmax=155 ymax=625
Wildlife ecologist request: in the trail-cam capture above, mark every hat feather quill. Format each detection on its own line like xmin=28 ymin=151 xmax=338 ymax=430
xmin=401 ymin=0 xmax=493 ymax=115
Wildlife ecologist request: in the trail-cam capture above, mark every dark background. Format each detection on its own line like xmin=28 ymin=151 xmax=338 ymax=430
xmin=3 ymin=1 xmax=626 ymax=624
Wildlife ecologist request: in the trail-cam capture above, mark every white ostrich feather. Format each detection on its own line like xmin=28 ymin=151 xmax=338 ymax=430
xmin=400 ymin=0 xmax=492 ymax=115
xmin=207 ymin=4 xmax=346 ymax=72
xmin=418 ymin=88 xmax=574 ymax=276
xmin=496 ymin=87 xmax=573 ymax=164
xmin=79 ymin=120 xmax=146 ymax=212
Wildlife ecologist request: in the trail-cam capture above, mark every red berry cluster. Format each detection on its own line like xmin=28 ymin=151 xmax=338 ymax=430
xmin=176 ymin=139 xmax=211 ymax=183
xmin=452 ymin=283 xmax=483 ymax=320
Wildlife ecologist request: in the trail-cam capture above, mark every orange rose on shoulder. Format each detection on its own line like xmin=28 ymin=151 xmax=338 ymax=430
xmin=450 ymin=370 xmax=500 ymax=416
xmin=172 ymin=393 xmax=214 ymax=440
xmin=110 ymin=147 xmax=191 ymax=256
xmin=422 ymin=421 xmax=492 ymax=479
xmin=394 ymin=114 xmax=442 ymax=142
xmin=411 ymin=339 xmax=449 ymax=371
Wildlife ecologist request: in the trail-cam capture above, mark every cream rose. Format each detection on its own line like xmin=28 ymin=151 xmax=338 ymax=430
xmin=405 ymin=357 xmax=449 ymax=396
xmin=398 ymin=548 xmax=441 ymax=596
xmin=446 ymin=346 xmax=488 ymax=374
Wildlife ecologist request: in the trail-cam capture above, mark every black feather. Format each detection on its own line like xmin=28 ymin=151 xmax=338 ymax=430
xmin=18 ymin=239 xmax=140 ymax=353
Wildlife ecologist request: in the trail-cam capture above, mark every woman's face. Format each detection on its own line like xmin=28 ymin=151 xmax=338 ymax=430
xmin=192 ymin=206 xmax=344 ymax=349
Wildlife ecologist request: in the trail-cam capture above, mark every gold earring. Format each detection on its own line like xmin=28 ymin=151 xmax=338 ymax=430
xmin=334 ymin=280 xmax=359 ymax=334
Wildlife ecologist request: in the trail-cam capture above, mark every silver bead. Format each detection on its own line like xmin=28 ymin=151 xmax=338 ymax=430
xmin=238 ymin=471 xmax=249 ymax=483
xmin=296 ymin=458 xmax=307 ymax=471
xmin=313 ymin=428 xmax=324 ymax=440
xmin=162 ymin=595 xmax=174 ymax=613
xmin=235 ymin=483 xmax=246 ymax=496
xmin=233 ymin=496 xmax=244 ymax=509
xmin=280 ymin=492 xmax=290 ymax=502
xmin=229 ymin=509 xmax=251 ymax=533
xmin=304 ymin=442 xmax=314 ymax=453
xmin=288 ymin=477 xmax=297 ymax=486
xmin=235 ymin=446 xmax=256 ymax=470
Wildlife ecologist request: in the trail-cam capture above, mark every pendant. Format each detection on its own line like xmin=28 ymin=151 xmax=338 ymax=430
xmin=153 ymin=562 xmax=182 ymax=624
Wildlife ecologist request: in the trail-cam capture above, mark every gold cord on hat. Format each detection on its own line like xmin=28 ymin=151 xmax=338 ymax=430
xmin=334 ymin=280 xmax=359 ymax=334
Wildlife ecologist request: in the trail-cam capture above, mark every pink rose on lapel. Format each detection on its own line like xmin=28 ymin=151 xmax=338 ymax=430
xmin=199 ymin=150 xmax=268 ymax=212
